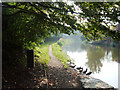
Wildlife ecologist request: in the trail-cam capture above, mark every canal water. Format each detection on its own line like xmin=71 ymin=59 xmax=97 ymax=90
xmin=63 ymin=39 xmax=120 ymax=88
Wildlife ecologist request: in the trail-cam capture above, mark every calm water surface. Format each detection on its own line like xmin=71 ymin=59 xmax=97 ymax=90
xmin=63 ymin=40 xmax=120 ymax=88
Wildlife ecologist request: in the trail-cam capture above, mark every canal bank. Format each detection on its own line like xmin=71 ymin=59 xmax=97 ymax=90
xmin=49 ymin=37 xmax=118 ymax=89
xmin=47 ymin=44 xmax=115 ymax=89
xmin=62 ymin=39 xmax=119 ymax=89
xmin=66 ymin=61 xmax=115 ymax=89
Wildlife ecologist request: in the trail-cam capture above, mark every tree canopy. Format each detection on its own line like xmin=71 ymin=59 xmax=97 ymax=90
xmin=2 ymin=2 xmax=120 ymax=65
xmin=3 ymin=2 xmax=120 ymax=41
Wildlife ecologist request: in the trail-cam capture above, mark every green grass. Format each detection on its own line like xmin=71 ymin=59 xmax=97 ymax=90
xmin=34 ymin=38 xmax=72 ymax=67
xmin=34 ymin=44 xmax=49 ymax=64
xmin=34 ymin=39 xmax=61 ymax=64
xmin=52 ymin=39 xmax=71 ymax=68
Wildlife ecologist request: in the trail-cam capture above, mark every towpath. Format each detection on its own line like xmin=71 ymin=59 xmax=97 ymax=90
xmin=47 ymin=45 xmax=64 ymax=68
xmin=46 ymin=45 xmax=83 ymax=88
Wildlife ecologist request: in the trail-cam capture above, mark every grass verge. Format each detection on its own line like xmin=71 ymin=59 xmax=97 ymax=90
xmin=52 ymin=39 xmax=71 ymax=68
xmin=34 ymin=44 xmax=49 ymax=64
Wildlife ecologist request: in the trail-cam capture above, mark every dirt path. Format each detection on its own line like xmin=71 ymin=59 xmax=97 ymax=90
xmin=46 ymin=45 xmax=83 ymax=88
xmin=48 ymin=45 xmax=64 ymax=68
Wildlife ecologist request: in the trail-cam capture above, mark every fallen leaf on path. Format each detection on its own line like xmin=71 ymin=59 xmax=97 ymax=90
xmin=40 ymin=79 xmax=48 ymax=86
xmin=48 ymin=81 xmax=53 ymax=86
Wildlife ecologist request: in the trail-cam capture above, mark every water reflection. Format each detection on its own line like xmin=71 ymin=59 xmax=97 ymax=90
xmin=63 ymin=42 xmax=120 ymax=72
xmin=63 ymin=40 xmax=120 ymax=88
xmin=86 ymin=45 xmax=105 ymax=73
